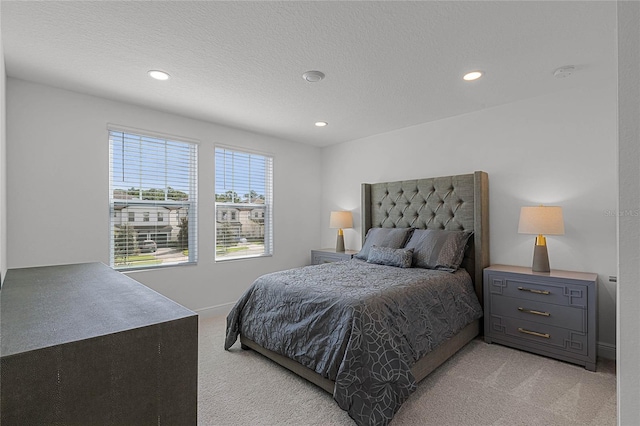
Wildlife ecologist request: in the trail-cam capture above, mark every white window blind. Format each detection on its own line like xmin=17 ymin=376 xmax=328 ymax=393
xmin=109 ymin=129 xmax=198 ymax=270
xmin=215 ymin=147 xmax=273 ymax=260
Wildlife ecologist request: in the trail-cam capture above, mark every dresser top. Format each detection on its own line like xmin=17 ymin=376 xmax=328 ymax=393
xmin=486 ymin=264 xmax=598 ymax=282
xmin=1 ymin=262 xmax=196 ymax=357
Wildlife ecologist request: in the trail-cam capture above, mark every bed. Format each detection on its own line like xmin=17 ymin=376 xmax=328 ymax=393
xmin=225 ymin=171 xmax=489 ymax=425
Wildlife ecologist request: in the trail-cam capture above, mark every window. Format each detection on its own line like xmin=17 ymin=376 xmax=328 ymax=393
xmin=109 ymin=129 xmax=198 ymax=270
xmin=215 ymin=147 xmax=273 ymax=260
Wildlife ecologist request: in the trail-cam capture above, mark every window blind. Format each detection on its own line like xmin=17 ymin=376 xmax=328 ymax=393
xmin=109 ymin=130 xmax=198 ymax=270
xmin=215 ymin=147 xmax=273 ymax=260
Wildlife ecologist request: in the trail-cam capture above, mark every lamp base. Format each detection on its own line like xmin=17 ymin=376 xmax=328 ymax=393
xmin=336 ymin=234 xmax=345 ymax=252
xmin=532 ymin=244 xmax=550 ymax=273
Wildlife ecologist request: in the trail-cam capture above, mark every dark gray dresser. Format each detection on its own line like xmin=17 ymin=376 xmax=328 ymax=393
xmin=484 ymin=264 xmax=597 ymax=371
xmin=0 ymin=262 xmax=198 ymax=424
xmin=311 ymin=248 xmax=358 ymax=265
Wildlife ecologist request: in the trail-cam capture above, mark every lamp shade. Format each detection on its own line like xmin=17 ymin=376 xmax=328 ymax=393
xmin=518 ymin=206 xmax=565 ymax=235
xmin=329 ymin=211 xmax=353 ymax=229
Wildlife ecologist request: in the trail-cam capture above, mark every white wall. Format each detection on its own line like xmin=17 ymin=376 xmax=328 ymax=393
xmin=0 ymin=0 xmax=6 ymax=284
xmin=320 ymin=83 xmax=618 ymax=353
xmin=6 ymin=78 xmax=322 ymax=311
xmin=617 ymin=1 xmax=640 ymax=423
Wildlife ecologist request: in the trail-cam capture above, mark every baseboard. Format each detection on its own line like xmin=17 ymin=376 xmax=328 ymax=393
xmin=597 ymin=341 xmax=616 ymax=360
xmin=195 ymin=302 xmax=235 ymax=318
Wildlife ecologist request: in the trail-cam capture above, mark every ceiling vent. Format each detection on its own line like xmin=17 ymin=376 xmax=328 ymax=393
xmin=553 ymin=66 xmax=575 ymax=78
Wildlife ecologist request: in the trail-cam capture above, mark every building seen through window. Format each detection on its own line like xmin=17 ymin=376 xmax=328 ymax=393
xmin=109 ymin=129 xmax=198 ymax=270
xmin=215 ymin=147 xmax=273 ymax=260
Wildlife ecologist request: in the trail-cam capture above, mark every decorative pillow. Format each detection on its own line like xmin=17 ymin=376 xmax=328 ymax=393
xmin=367 ymin=245 xmax=414 ymax=268
xmin=355 ymin=227 xmax=414 ymax=260
xmin=404 ymin=229 xmax=472 ymax=272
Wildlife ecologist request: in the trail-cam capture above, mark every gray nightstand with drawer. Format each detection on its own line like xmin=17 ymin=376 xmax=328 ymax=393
xmin=484 ymin=265 xmax=598 ymax=371
xmin=311 ymin=248 xmax=358 ymax=265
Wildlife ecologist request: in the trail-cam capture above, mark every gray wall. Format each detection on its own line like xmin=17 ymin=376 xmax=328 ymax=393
xmin=6 ymin=78 xmax=322 ymax=312
xmin=617 ymin=1 xmax=640 ymax=423
xmin=0 ymin=0 xmax=7 ymax=283
xmin=320 ymin=83 xmax=618 ymax=358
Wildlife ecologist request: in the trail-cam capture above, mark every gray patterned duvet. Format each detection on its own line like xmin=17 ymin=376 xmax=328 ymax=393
xmin=225 ymin=258 xmax=482 ymax=425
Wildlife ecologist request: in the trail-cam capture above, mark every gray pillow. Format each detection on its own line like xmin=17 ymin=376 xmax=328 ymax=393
xmin=404 ymin=229 xmax=472 ymax=272
xmin=367 ymin=245 xmax=414 ymax=268
xmin=355 ymin=227 xmax=414 ymax=260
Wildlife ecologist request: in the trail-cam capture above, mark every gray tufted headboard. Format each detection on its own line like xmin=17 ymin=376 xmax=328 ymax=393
xmin=361 ymin=171 xmax=489 ymax=305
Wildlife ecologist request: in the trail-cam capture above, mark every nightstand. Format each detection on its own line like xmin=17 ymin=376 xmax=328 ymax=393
xmin=311 ymin=248 xmax=358 ymax=265
xmin=483 ymin=265 xmax=598 ymax=371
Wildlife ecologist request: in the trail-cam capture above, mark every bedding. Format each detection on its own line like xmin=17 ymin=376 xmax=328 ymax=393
xmin=404 ymin=229 xmax=472 ymax=271
xmin=354 ymin=227 xmax=414 ymax=260
xmin=225 ymin=258 xmax=483 ymax=426
xmin=366 ymin=245 xmax=414 ymax=268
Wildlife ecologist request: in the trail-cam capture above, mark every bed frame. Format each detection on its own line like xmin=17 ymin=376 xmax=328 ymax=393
xmin=241 ymin=171 xmax=489 ymax=394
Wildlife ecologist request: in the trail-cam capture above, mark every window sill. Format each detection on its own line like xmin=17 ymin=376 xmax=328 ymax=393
xmin=215 ymin=253 xmax=272 ymax=263
xmin=116 ymin=261 xmax=197 ymax=273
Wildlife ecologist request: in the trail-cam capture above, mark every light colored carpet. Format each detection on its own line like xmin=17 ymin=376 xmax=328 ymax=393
xmin=198 ymin=315 xmax=616 ymax=425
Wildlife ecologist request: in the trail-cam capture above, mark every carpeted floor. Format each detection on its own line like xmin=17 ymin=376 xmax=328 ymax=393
xmin=198 ymin=315 xmax=616 ymax=425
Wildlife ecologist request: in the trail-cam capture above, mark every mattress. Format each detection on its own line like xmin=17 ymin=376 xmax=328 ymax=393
xmin=225 ymin=258 xmax=483 ymax=425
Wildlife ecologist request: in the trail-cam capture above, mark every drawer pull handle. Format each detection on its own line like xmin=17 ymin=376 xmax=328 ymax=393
xmin=518 ymin=307 xmax=550 ymax=317
xmin=518 ymin=286 xmax=550 ymax=295
xmin=518 ymin=327 xmax=550 ymax=339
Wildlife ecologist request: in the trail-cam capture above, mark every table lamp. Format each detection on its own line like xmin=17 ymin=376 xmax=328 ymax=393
xmin=330 ymin=211 xmax=353 ymax=252
xmin=518 ymin=205 xmax=564 ymax=273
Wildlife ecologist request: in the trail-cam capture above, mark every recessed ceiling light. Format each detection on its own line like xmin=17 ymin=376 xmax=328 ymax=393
xmin=463 ymin=71 xmax=483 ymax=81
xmin=148 ymin=70 xmax=170 ymax=81
xmin=315 ymin=121 xmax=328 ymax=127
xmin=303 ymin=71 xmax=325 ymax=83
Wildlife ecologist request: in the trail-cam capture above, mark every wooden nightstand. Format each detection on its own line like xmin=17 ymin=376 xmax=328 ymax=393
xmin=483 ymin=265 xmax=598 ymax=371
xmin=311 ymin=248 xmax=358 ymax=265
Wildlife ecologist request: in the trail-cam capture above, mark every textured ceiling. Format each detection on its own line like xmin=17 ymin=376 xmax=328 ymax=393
xmin=1 ymin=1 xmax=617 ymax=147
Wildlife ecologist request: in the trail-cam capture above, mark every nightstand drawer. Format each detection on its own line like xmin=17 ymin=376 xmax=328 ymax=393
xmin=490 ymin=294 xmax=586 ymax=331
xmin=486 ymin=273 xmax=587 ymax=308
xmin=311 ymin=249 xmax=357 ymax=265
xmin=313 ymin=253 xmax=346 ymax=264
xmin=488 ymin=315 xmax=588 ymax=356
